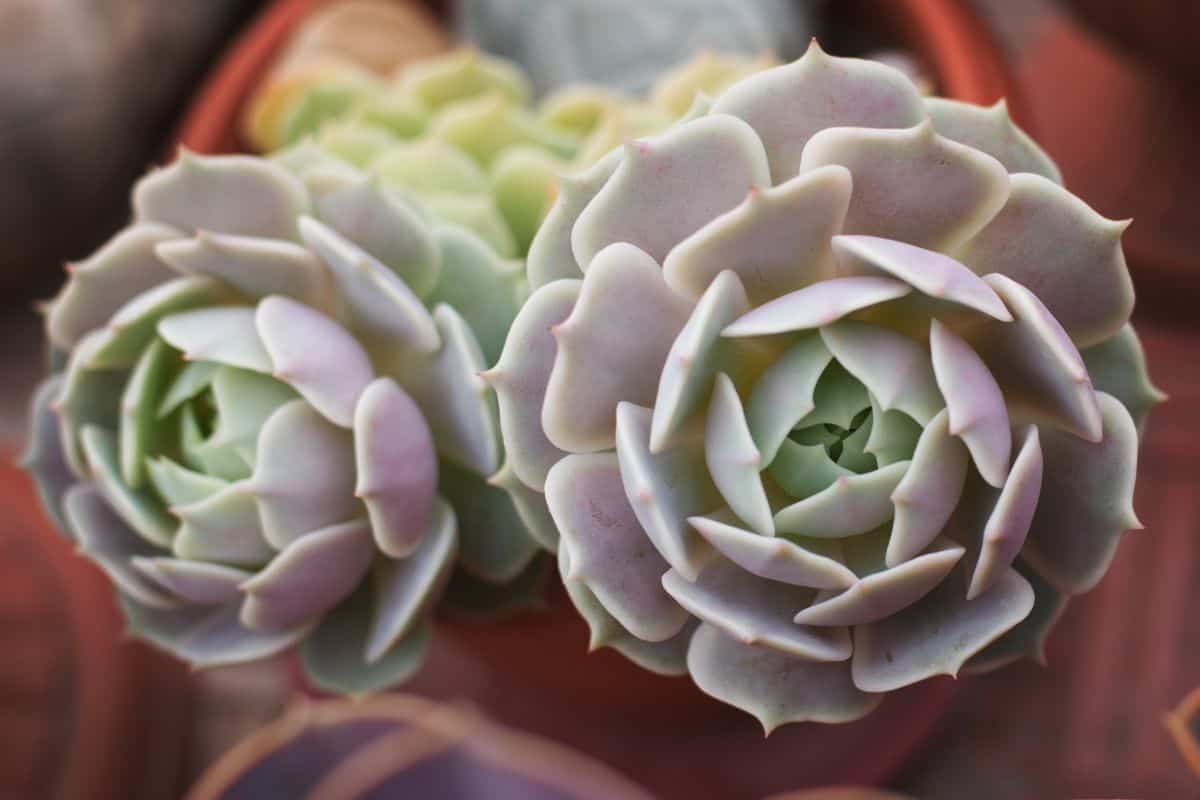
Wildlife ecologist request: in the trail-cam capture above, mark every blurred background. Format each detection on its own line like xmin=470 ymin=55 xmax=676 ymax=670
xmin=0 ymin=0 xmax=1197 ymax=798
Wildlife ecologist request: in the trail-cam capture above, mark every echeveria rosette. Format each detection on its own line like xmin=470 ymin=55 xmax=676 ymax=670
xmin=24 ymin=150 xmax=553 ymax=694
xmin=489 ymin=42 xmax=1163 ymax=730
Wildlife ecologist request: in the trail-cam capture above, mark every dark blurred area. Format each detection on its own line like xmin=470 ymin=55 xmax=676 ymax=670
xmin=0 ymin=1 xmax=1197 ymax=798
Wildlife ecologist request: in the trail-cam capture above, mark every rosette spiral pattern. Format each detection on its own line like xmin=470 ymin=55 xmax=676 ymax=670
xmin=490 ymin=43 xmax=1162 ymax=729
xmin=26 ymin=150 xmax=552 ymax=693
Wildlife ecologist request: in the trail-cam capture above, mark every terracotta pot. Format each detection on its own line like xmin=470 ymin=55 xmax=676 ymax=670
xmin=0 ymin=460 xmax=191 ymax=800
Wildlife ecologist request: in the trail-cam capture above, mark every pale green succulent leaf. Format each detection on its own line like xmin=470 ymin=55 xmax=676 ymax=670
xmin=118 ymin=338 xmax=178 ymax=488
xmin=315 ymin=121 xmax=398 ymax=168
xmin=45 ymin=222 xmax=179 ymax=350
xmin=1080 ymin=323 xmax=1165 ymax=437
xmin=438 ymin=459 xmax=539 ymax=584
xmin=558 ymin=544 xmax=625 ymax=650
xmin=429 ymin=93 xmax=577 ymax=167
xmin=795 ymin=537 xmax=964 ymax=627
xmin=1020 ymin=392 xmax=1139 ymax=594
xmin=484 ymin=279 xmax=578 ymax=491
xmin=157 ymin=360 xmax=219 ymax=419
xmin=491 ymin=145 xmax=566 ymax=254
xmin=206 ymin=366 xmax=298 ymax=461
xmin=400 ymin=48 xmax=531 ymax=110
xmin=614 ymin=403 xmax=720 ymax=582
xmin=774 ymin=460 xmax=908 ymax=539
xmin=687 ymin=622 xmax=881 ymax=734
xmin=712 ymin=40 xmax=925 ymax=183
xmin=967 ymin=424 xmax=1043 ymax=600
xmin=88 ymin=277 xmax=229 ymax=369
xmin=145 ymin=457 xmax=227 ymax=507
xmin=526 ymin=148 xmax=619 ymax=289
xmin=134 ymin=151 xmax=309 ymax=240
xmin=705 ymin=372 xmax=773 ymax=536
xmin=722 ymin=276 xmax=912 ymax=338
xmin=663 ymin=165 xmax=851 ymax=306
xmin=819 ymin=320 xmax=944 ymax=425
xmin=545 ymin=452 xmax=689 ymax=642
xmin=270 ymin=138 xmax=354 ymax=178
xmin=973 ymin=274 xmax=1102 ymax=442
xmin=651 ymin=270 xmax=753 ymax=453
xmin=80 ymin=425 xmax=174 ymax=548
xmin=366 ymin=498 xmax=457 ymax=663
xmin=488 ymin=460 xmax=559 ymax=552
xmin=767 ymin=439 xmax=853 ymax=500
xmin=249 ymin=400 xmax=359 ymax=549
xmin=256 ymin=295 xmax=374 ymax=427
xmin=392 ymin=304 xmax=500 ymax=478
xmin=689 ymin=511 xmax=856 ymax=589
xmin=544 ymin=243 xmax=692 ymax=452
xmin=572 ymin=113 xmax=770 ymax=267
xmin=864 ymin=400 xmax=923 ymax=467
xmin=359 ymin=92 xmax=430 ymax=139
xmin=240 ymin=518 xmax=374 ymax=632
xmin=958 ymin=173 xmax=1133 ymax=347
xmin=298 ymin=216 xmax=441 ymax=356
xmin=925 ymin=97 xmax=1062 ymax=183
xmin=63 ymin=483 xmax=176 ymax=607
xmin=965 ymin=559 xmax=1065 ymax=672
xmin=371 ymin=137 xmax=490 ymax=195
xmin=800 ymin=361 xmax=871 ymax=430
xmin=354 ymin=378 xmax=437 ymax=558
xmin=800 ymin=121 xmax=1009 ymax=253
xmin=158 ymin=306 xmax=273 ymax=374
xmin=929 ymin=320 xmax=1011 ymax=488
xmin=886 ymin=409 xmax=969 ymax=567
xmin=426 ymin=224 xmax=523 ymax=366
xmin=420 ymin=191 xmax=517 ymax=258
xmin=131 ymin=556 xmax=250 ymax=605
xmin=155 ymin=232 xmax=331 ymax=309
xmin=851 ymin=565 xmax=1033 ymax=692
xmin=172 ymin=481 xmax=276 ymax=567
xmin=663 ymin=557 xmax=851 ymax=660
xmin=744 ymin=334 xmax=832 ymax=465
xmin=279 ymin=81 xmax=380 ymax=146
xmin=312 ymin=173 xmax=441 ymax=299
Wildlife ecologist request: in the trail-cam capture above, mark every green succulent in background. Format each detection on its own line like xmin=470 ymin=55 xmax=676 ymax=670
xmin=24 ymin=147 xmax=559 ymax=694
xmin=489 ymin=41 xmax=1163 ymax=730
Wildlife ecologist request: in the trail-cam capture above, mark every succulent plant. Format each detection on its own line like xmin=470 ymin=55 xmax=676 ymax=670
xmin=488 ymin=42 xmax=1162 ymax=729
xmin=24 ymin=148 xmax=557 ymax=693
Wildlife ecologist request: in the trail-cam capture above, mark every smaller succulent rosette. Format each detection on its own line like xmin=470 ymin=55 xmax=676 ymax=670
xmin=489 ymin=42 xmax=1163 ymax=729
xmin=25 ymin=149 xmax=552 ymax=693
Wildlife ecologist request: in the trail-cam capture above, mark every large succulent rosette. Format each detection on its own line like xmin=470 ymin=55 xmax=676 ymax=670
xmin=25 ymin=149 xmax=555 ymax=693
xmin=489 ymin=43 xmax=1162 ymax=728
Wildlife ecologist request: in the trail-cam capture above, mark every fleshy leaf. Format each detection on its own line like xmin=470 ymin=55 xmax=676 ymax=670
xmin=23 ymin=376 xmax=76 ymax=532
xmin=354 ymin=379 xmax=437 ymax=558
xmin=256 ymin=295 xmax=374 ymax=427
xmin=134 ymin=151 xmax=308 ymax=240
xmin=1020 ymin=392 xmax=1139 ymax=594
xmin=966 ymin=559 xmax=1065 ymax=672
xmin=487 ymin=461 xmax=560 ymax=552
xmin=958 ymin=173 xmax=1133 ymax=347
xmin=172 ymin=482 xmax=276 ymax=567
xmin=886 ymin=410 xmax=969 ymax=566
xmin=571 ymin=114 xmax=771 ymax=267
xmin=799 ymin=121 xmax=1009 ymax=253
xmin=158 ymin=306 xmax=273 ymax=374
xmin=157 ymin=360 xmax=219 ymax=419
xmin=526 ymin=149 xmax=620 ymax=289
xmin=366 ymin=498 xmax=458 ymax=662
xmin=851 ymin=566 xmax=1033 ymax=692
xmin=241 ymin=518 xmax=374 ymax=632
xmin=722 ymin=277 xmax=912 ymax=338
xmin=250 ymin=400 xmax=360 ymax=549
xmin=705 ymin=372 xmax=773 ymax=536
xmin=80 ymin=426 xmax=174 ymax=548
xmin=968 ymin=425 xmax=1043 ymax=599
xmin=864 ymin=401 xmax=923 ymax=466
xmin=484 ymin=279 xmax=579 ymax=490
xmin=427 ymin=92 xmax=576 ymax=167
xmin=774 ymin=461 xmax=909 ymax=539
xmin=664 ymin=556 xmax=850 ymax=660
xmin=929 ymin=320 xmax=1011 ymax=488
xmin=118 ymin=339 xmax=178 ymax=488
xmin=712 ymin=40 xmax=925 ymax=183
xmin=794 ymin=537 xmax=964 ymax=626
xmin=46 ymin=222 xmax=179 ymax=350
xmin=615 ymin=403 xmax=720 ymax=582
xmin=688 ymin=622 xmax=881 ymax=733
xmin=63 ymin=484 xmax=176 ymax=607
xmin=145 ymin=457 xmax=227 ymax=507
xmin=371 ymin=138 xmax=490 ymax=195
xmin=745 ymin=334 xmax=833 ymax=464
xmin=201 ymin=367 xmax=297 ymax=473
xmin=491 ymin=145 xmax=564 ymax=255
xmin=156 ymin=232 xmax=330 ymax=309
xmin=819 ymin=320 xmax=944 ymax=425
xmin=544 ymin=243 xmax=692 ymax=453
xmin=689 ymin=512 xmax=857 ymax=589
xmin=545 ymin=452 xmax=689 ymax=642
xmin=972 ymin=274 xmax=1102 ymax=442
xmin=662 ymin=166 xmax=852 ymax=305
xmin=132 ymin=557 xmax=250 ymax=605
xmin=438 ymin=460 xmax=540 ymax=584
xmin=88 ymin=277 xmax=228 ymax=369
xmin=925 ymin=98 xmax=1062 ymax=183
xmin=651 ymin=271 xmax=754 ymax=453
xmin=1081 ymin=324 xmax=1165 ymax=437
xmin=768 ymin=439 xmax=852 ymax=500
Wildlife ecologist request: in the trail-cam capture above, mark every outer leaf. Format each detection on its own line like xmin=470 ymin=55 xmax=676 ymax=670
xmin=722 ymin=277 xmax=911 ymax=338
xmin=925 ymin=98 xmax=1062 ymax=183
xmin=23 ymin=376 xmax=76 ymax=533
xmin=705 ymin=373 xmax=773 ymax=536
xmin=1081 ymin=323 xmax=1165 ymax=437
xmin=158 ymin=306 xmax=273 ymax=374
xmin=689 ymin=512 xmax=857 ymax=589
xmin=438 ymin=460 xmax=540 ymax=584
xmin=526 ymin=149 xmax=620 ymax=288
